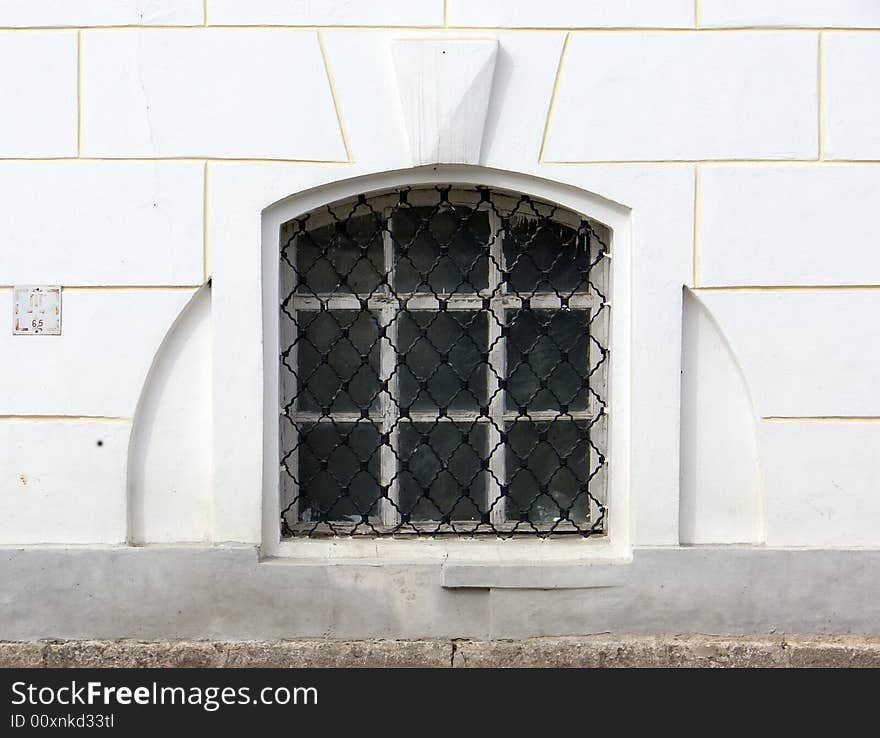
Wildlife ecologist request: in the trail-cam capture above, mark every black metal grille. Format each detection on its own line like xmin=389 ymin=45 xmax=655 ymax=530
xmin=280 ymin=186 xmax=610 ymax=538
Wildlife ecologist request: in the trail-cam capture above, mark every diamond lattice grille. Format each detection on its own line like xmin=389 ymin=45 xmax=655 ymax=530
xmin=280 ymin=186 xmax=610 ymax=537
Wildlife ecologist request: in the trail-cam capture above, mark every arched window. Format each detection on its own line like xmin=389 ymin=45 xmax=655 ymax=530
xmin=278 ymin=186 xmax=609 ymax=538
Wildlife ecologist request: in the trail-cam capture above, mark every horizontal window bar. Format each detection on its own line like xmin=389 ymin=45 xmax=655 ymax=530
xmin=286 ymin=409 xmax=603 ymax=424
xmin=286 ymin=521 xmax=604 ymax=537
xmin=287 ymin=293 xmax=601 ymax=312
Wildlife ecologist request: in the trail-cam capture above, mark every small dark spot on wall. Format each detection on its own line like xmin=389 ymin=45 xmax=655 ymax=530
xmin=96 ymin=440 xmax=103 ymax=447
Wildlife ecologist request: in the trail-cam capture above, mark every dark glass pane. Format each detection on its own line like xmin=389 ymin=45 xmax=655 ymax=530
xmin=294 ymin=212 xmax=385 ymax=294
xmin=506 ymin=309 xmax=590 ymax=411
xmin=398 ymin=422 xmax=487 ymax=522
xmin=392 ymin=206 xmax=489 ymax=293
xmin=296 ymin=310 xmax=380 ymax=413
xmin=396 ymin=311 xmax=488 ymax=412
xmin=505 ymin=420 xmax=591 ymax=524
xmin=297 ymin=422 xmax=381 ymax=523
xmin=504 ymin=217 xmax=590 ymax=294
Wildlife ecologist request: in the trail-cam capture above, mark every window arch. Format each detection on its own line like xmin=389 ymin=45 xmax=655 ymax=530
xmin=278 ymin=185 xmax=610 ymax=538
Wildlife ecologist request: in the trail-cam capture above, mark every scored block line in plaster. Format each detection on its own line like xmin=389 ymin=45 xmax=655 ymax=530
xmin=77 ymin=30 xmax=83 ymax=156
xmin=203 ymin=162 xmax=210 ymax=280
xmin=818 ymin=30 xmax=825 ymax=159
xmin=7 ymin=158 xmax=880 ymax=166
xmin=317 ymin=30 xmax=353 ymax=163
xmin=392 ymin=38 xmax=499 ymax=166
xmin=693 ymin=165 xmax=701 ymax=286
xmin=0 ymin=415 xmax=131 ymax=422
xmin=765 ymin=416 xmax=880 ymax=422
xmin=0 ymin=286 xmax=203 ymax=292
xmin=538 ymin=31 xmax=571 ymax=163
xmin=695 ymin=285 xmax=880 ymax=292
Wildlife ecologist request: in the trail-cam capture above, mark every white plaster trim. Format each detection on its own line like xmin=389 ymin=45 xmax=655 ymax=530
xmin=258 ymin=165 xmax=632 ymax=563
xmin=274 ymin=535 xmax=628 ymax=564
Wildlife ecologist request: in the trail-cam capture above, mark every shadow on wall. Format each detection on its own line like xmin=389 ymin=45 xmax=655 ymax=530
xmin=128 ymin=284 xmax=213 ymax=544
xmin=679 ymin=288 xmax=764 ymax=544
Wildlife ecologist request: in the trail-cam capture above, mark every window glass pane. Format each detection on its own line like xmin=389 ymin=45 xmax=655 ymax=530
xmin=395 ymin=310 xmax=489 ymax=412
xmin=505 ymin=420 xmax=592 ymax=524
xmin=294 ymin=212 xmax=385 ymax=294
xmin=503 ymin=217 xmax=590 ymax=294
xmin=296 ymin=310 xmax=380 ymax=413
xmin=392 ymin=206 xmax=490 ymax=293
xmin=506 ymin=309 xmax=590 ymax=411
xmin=297 ymin=422 xmax=382 ymax=523
xmin=398 ymin=422 xmax=487 ymax=522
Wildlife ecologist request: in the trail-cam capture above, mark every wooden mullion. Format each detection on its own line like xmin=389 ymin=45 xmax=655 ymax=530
xmin=486 ymin=209 xmax=507 ymax=526
xmin=403 ymin=412 xmax=484 ymax=424
xmin=501 ymin=293 xmax=597 ymax=310
xmin=379 ymin=210 xmax=401 ymax=527
xmin=292 ymin=412 xmax=365 ymax=424
xmin=501 ymin=409 xmax=600 ymax=422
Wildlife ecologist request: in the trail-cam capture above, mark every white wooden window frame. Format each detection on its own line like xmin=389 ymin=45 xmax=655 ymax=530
xmin=258 ymin=167 xmax=632 ymax=563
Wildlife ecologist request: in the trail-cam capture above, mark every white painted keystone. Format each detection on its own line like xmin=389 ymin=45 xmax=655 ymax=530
xmin=322 ymin=31 xmax=566 ymax=171
xmin=392 ymin=39 xmax=499 ymax=166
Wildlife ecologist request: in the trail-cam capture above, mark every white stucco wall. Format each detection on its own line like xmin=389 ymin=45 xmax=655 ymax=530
xmin=2 ymin=1 xmax=878 ymax=552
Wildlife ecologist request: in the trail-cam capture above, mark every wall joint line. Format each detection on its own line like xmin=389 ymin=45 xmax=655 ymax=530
xmin=538 ymin=32 xmax=571 ymax=164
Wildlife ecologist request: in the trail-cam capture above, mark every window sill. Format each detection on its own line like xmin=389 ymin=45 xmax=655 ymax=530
xmin=267 ymin=535 xmax=631 ymax=576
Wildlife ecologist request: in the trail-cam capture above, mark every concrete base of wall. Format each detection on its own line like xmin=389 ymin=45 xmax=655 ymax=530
xmin=2 ymin=636 xmax=880 ymax=668
xmin=3 ymin=545 xmax=880 ymax=641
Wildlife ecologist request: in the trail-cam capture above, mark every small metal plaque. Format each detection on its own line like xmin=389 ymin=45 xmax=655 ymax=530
xmin=13 ymin=286 xmax=62 ymax=335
